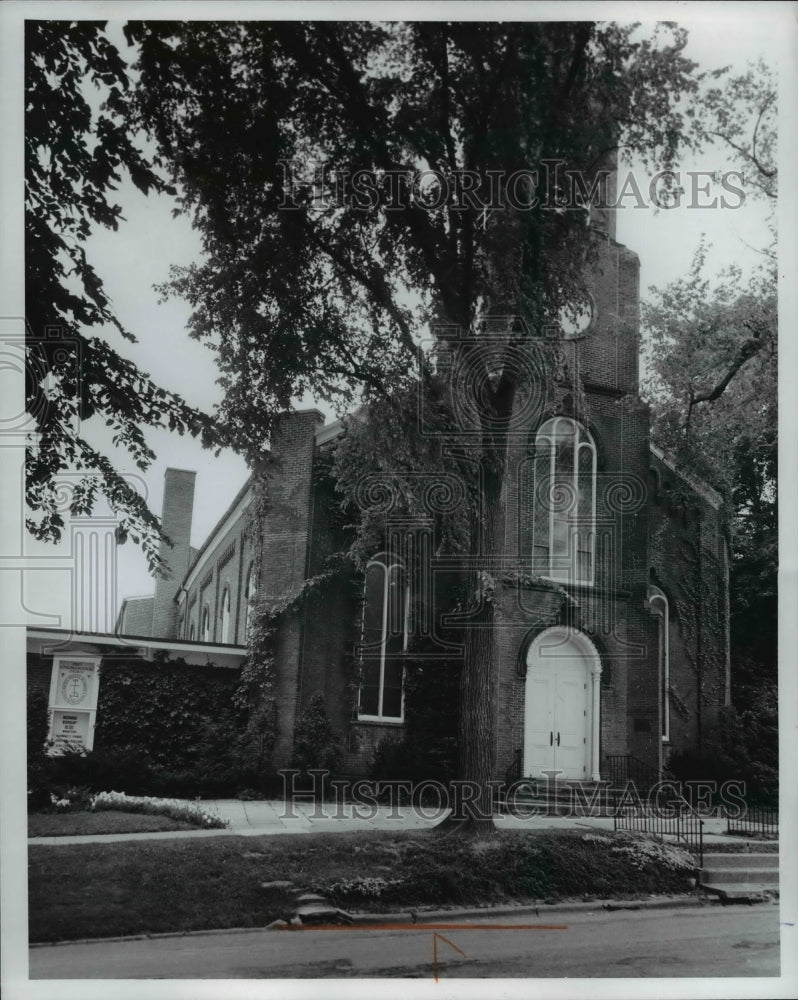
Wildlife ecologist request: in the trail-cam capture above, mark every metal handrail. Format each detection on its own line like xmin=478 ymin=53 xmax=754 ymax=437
xmin=614 ymin=782 xmax=704 ymax=867
xmin=727 ymin=805 xmax=778 ymax=838
xmin=505 ymin=747 xmax=523 ymax=787
xmin=605 ymin=753 xmax=663 ymax=793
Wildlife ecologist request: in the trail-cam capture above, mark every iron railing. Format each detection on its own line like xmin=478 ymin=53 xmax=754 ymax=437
xmin=605 ymin=753 xmax=663 ymax=794
xmin=727 ymin=805 xmax=779 ymax=838
xmin=614 ymin=784 xmax=704 ymax=866
xmin=505 ymin=747 xmax=524 ymax=787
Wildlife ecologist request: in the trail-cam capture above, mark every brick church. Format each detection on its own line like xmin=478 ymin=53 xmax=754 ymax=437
xmin=29 ymin=195 xmax=731 ymax=790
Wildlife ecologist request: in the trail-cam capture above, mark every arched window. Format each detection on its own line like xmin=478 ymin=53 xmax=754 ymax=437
xmin=189 ymin=621 xmax=196 ymax=642
xmin=244 ymin=563 xmax=257 ymax=639
xmin=220 ymin=586 xmax=231 ymax=644
xmin=649 ymin=585 xmax=670 ymax=742
xmin=201 ymin=605 xmax=210 ymax=643
xmin=358 ymin=555 xmax=408 ymax=721
xmin=532 ymin=417 xmax=596 ymax=585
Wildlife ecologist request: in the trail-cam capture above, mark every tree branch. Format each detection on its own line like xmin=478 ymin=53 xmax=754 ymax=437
xmin=685 ymin=332 xmax=766 ymax=433
xmin=706 ymin=130 xmax=777 ymax=183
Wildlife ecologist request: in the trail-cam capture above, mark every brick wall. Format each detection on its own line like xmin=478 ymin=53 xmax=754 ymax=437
xmin=260 ymin=409 xmax=325 ymax=768
xmin=578 ymin=234 xmax=641 ymax=396
xmin=182 ymin=518 xmax=249 ymax=643
xmin=647 ymin=452 xmax=728 ymax=761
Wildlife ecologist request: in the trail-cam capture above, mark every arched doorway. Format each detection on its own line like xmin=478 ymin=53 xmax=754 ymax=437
xmin=524 ymin=626 xmax=602 ymax=781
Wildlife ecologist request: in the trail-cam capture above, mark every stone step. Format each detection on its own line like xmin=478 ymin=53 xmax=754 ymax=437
xmin=702 ymin=852 xmax=778 ymax=869
xmin=700 ymin=867 xmax=779 ymax=886
xmin=699 ymin=882 xmax=779 ymax=902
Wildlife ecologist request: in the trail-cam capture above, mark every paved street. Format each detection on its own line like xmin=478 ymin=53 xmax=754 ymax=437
xmin=30 ymin=903 xmax=780 ymax=979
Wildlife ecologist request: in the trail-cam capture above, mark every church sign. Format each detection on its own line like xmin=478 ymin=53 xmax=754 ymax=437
xmin=47 ymin=657 xmax=100 ymax=754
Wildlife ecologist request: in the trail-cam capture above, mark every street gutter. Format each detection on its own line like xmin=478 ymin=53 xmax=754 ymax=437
xmin=30 ymin=893 xmax=739 ymax=948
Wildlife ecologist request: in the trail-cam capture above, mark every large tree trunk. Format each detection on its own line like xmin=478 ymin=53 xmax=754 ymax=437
xmin=447 ymin=597 xmax=499 ymax=836
xmin=440 ymin=402 xmax=511 ymax=839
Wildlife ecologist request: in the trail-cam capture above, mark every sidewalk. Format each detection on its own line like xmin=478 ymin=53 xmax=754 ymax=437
xmin=28 ymin=798 xmax=760 ymax=846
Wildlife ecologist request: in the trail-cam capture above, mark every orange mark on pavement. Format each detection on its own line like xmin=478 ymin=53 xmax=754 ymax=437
xmin=284 ymin=922 xmax=569 ymax=932
xmin=433 ymin=930 xmax=466 ymax=982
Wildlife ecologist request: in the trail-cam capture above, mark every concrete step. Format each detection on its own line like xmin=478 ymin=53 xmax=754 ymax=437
xmin=702 ymin=852 xmax=778 ymax=869
xmin=699 ymin=882 xmax=779 ymax=902
xmin=700 ymin=867 xmax=779 ymax=886
xmin=699 ymin=847 xmax=780 ymax=901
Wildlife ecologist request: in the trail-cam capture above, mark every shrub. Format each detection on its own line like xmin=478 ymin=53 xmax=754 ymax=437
xmin=667 ymin=699 xmax=778 ymax=806
xmin=370 ymin=655 xmax=460 ymax=785
xmin=291 ymin=692 xmax=343 ymax=778
xmin=27 ymin=688 xmax=51 ymax=811
xmin=93 ymin=657 xmax=242 ymax=771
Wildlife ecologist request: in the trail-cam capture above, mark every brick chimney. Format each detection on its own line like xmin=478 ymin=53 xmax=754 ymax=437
xmin=151 ymin=468 xmax=196 ymax=638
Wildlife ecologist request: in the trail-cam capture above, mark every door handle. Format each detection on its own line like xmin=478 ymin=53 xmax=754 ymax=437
xmin=549 ymin=731 xmax=553 ymax=746
xmin=556 ymin=732 xmax=561 ymax=746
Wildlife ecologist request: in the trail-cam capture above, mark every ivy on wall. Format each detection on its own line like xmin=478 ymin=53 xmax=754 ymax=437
xmin=93 ymin=656 xmax=241 ymax=769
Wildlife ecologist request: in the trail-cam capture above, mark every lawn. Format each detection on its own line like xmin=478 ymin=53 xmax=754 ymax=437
xmin=28 ymin=828 xmax=698 ymax=943
xmin=28 ymin=810 xmax=198 ymax=838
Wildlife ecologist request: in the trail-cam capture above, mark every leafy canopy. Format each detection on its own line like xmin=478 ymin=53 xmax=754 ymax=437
xmin=27 ymin=19 xmax=707 ymax=572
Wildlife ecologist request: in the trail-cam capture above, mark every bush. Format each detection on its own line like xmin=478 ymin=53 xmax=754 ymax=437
xmin=291 ymin=692 xmax=342 ymax=780
xmin=93 ymin=657 xmax=242 ymax=771
xmin=370 ymin=655 xmax=460 ymax=785
xmin=667 ymin=700 xmax=778 ymax=806
xmin=27 ymin=688 xmax=51 ymax=811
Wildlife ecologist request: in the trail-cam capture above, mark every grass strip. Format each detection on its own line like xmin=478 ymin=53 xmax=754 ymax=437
xmin=28 ymin=810 xmax=197 ymax=838
xmin=29 ymin=828 xmax=697 ymax=944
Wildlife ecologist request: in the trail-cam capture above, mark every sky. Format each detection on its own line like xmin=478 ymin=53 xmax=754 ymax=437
xmin=3 ymin=1 xmax=793 ymax=629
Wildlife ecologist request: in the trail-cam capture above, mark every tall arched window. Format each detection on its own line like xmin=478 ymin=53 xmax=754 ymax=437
xmin=532 ymin=417 xmax=596 ymax=585
xmin=244 ymin=563 xmax=257 ymax=639
xmin=358 ymin=555 xmax=408 ymax=721
xmin=201 ymin=605 xmax=210 ymax=643
xmin=220 ymin=586 xmax=231 ymax=644
xmin=649 ymin=585 xmax=670 ymax=742
xmin=189 ymin=621 xmax=195 ymax=642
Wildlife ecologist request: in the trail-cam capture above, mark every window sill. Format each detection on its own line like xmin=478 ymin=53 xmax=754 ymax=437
xmin=354 ymin=717 xmax=405 ymax=727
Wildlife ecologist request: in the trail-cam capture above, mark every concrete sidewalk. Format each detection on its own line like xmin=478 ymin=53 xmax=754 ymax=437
xmin=28 ymin=797 xmax=762 ymax=847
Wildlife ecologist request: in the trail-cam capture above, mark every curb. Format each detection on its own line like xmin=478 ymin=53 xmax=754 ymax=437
xmin=344 ymin=893 xmax=721 ymax=926
xmin=30 ymin=893 xmax=724 ymax=947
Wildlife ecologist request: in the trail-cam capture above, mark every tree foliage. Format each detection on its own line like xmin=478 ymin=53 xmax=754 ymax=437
xmin=643 ymin=248 xmax=777 ymax=687
xmin=691 ymin=58 xmax=776 ymax=207
xmin=25 ymin=21 xmax=233 ymax=572
xmin=643 ymin=60 xmax=778 ymax=758
xmin=123 ymin=20 xmax=701 ymax=437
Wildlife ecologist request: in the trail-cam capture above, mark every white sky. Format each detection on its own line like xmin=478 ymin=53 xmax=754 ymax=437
xmin=2 ymin=2 xmax=792 ymax=624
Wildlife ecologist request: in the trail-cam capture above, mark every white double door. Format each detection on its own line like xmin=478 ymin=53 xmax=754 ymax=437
xmin=524 ymin=633 xmax=592 ymax=780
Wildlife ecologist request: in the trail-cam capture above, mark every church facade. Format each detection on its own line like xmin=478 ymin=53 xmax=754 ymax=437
xmin=30 ymin=213 xmax=731 ymax=789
